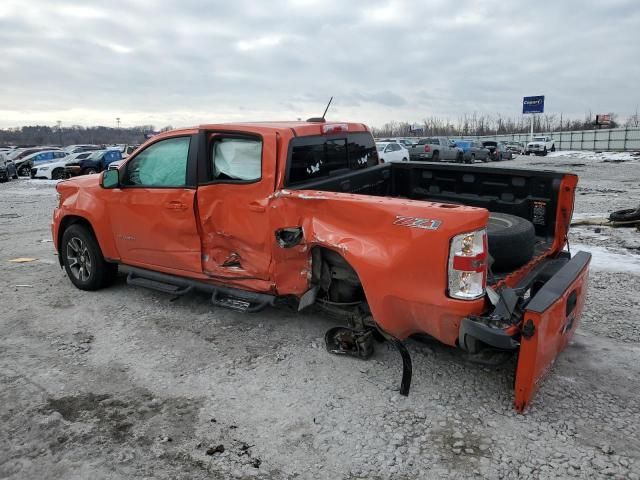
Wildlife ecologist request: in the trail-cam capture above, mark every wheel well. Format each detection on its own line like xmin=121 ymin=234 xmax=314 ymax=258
xmin=311 ymin=247 xmax=365 ymax=303
xmin=57 ymin=216 xmax=96 ymax=266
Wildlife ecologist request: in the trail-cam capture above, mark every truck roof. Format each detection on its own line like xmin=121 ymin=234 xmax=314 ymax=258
xmin=148 ymin=121 xmax=369 ymax=138
xmin=197 ymin=121 xmax=370 ymax=137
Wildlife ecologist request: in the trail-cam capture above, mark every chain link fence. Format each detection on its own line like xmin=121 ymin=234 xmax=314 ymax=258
xmin=452 ymin=127 xmax=640 ymax=151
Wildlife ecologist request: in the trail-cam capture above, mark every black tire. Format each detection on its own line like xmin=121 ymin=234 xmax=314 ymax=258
xmin=432 ymin=151 xmax=440 ymax=162
xmin=83 ymin=168 xmax=98 ymax=175
xmin=61 ymin=224 xmax=117 ymax=290
xmin=551 ymin=144 xmax=556 ymax=152
xmin=456 ymin=152 xmax=463 ymax=163
xmin=487 ymin=213 xmax=535 ymax=272
xmin=468 ymin=153 xmax=475 ymax=164
xmin=402 ymin=157 xmax=407 ymax=162
xmin=542 ymin=147 xmax=547 ymax=156
xmin=609 ymin=207 xmax=640 ymax=222
xmin=52 ymin=168 xmax=65 ymax=180
xmin=18 ymin=165 xmax=30 ymax=177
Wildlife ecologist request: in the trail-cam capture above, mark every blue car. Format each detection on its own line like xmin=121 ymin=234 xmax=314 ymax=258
xmin=65 ymin=149 xmax=123 ymax=177
xmin=452 ymin=140 xmax=491 ymax=163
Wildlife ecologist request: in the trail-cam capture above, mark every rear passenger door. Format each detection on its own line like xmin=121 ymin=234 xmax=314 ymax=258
xmin=195 ymin=131 xmax=276 ymax=283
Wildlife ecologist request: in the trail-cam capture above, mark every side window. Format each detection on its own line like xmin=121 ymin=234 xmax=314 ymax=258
xmin=210 ymin=137 xmax=262 ymax=182
xmin=123 ymin=137 xmax=190 ymax=187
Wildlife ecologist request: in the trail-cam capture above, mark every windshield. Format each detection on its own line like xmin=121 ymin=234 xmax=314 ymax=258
xmin=533 ymin=137 xmax=547 ymax=141
xmin=376 ymin=143 xmax=388 ymax=151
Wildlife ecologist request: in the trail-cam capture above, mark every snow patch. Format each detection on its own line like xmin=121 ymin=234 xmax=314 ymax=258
xmin=572 ymin=243 xmax=640 ymax=275
xmin=547 ymin=151 xmax=637 ymax=162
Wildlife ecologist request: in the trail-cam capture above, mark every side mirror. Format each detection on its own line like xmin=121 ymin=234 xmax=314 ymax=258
xmin=101 ymin=169 xmax=119 ymax=189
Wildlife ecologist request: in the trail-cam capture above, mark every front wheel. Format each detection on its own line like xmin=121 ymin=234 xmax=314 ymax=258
xmin=542 ymin=147 xmax=548 ymax=156
xmin=456 ymin=152 xmax=463 ymax=163
xmin=61 ymin=224 xmax=117 ymax=290
xmin=52 ymin=168 xmax=65 ymax=180
xmin=83 ymin=168 xmax=98 ymax=175
xmin=432 ymin=151 xmax=439 ymax=162
xmin=18 ymin=165 xmax=30 ymax=177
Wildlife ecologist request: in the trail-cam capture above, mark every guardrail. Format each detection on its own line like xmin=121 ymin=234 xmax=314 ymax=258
xmin=451 ymin=127 xmax=640 ymax=151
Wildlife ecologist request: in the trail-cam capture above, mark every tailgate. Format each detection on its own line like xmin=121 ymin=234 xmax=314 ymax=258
xmin=514 ymin=251 xmax=592 ymax=412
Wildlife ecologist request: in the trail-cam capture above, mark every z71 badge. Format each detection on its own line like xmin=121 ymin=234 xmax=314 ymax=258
xmin=393 ymin=215 xmax=442 ymax=230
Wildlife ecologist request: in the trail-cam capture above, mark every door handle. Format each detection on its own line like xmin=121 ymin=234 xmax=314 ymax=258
xmin=165 ymin=201 xmax=188 ymax=210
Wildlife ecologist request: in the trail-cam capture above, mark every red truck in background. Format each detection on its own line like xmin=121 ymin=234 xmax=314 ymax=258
xmin=52 ymin=120 xmax=591 ymax=412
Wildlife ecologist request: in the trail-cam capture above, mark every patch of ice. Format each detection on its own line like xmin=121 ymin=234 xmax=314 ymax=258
xmin=572 ymin=243 xmax=640 ymax=275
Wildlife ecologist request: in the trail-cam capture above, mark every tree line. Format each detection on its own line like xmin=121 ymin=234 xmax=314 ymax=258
xmin=2 ymin=110 xmax=640 ymax=146
xmin=371 ymin=110 xmax=640 ymax=138
xmin=0 ymin=124 xmax=174 ymax=147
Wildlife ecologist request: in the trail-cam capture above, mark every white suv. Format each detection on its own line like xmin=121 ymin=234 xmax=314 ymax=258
xmin=526 ymin=136 xmax=556 ymax=156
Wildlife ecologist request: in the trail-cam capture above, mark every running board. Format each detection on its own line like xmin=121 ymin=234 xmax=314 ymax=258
xmin=120 ymin=265 xmax=276 ymax=313
xmin=127 ymin=273 xmax=193 ymax=295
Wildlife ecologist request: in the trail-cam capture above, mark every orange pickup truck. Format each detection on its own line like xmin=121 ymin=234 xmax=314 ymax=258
xmin=52 ymin=120 xmax=591 ymax=412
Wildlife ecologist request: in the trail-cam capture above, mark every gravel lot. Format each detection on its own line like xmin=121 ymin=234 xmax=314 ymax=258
xmin=1 ymin=152 xmax=639 ymax=479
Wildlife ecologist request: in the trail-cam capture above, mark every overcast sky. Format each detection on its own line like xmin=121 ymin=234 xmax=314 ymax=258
xmin=1 ymin=0 xmax=638 ymax=129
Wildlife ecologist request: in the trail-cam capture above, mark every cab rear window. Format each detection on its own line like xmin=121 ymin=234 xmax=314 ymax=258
xmin=286 ymin=132 xmax=378 ymax=186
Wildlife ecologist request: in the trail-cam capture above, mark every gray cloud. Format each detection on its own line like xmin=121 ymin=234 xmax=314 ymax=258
xmin=0 ymin=0 xmax=638 ymax=128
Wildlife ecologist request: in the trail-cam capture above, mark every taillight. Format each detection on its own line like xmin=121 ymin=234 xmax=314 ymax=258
xmin=448 ymin=229 xmax=487 ymax=300
xmin=322 ymin=123 xmax=348 ymax=134
xmin=423 ymin=145 xmax=431 ymax=152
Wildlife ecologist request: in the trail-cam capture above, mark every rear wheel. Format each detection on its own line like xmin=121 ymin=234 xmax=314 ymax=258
xmin=432 ymin=151 xmax=439 ymax=162
xmin=551 ymin=144 xmax=556 ymax=152
xmin=456 ymin=152 xmax=463 ymax=163
xmin=61 ymin=224 xmax=117 ymax=290
xmin=468 ymin=153 xmax=475 ymax=164
xmin=83 ymin=167 xmax=98 ymax=175
xmin=402 ymin=157 xmax=407 ymax=162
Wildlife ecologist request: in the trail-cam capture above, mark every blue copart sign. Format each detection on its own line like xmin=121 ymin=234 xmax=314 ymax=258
xmin=523 ymin=96 xmax=544 ymax=114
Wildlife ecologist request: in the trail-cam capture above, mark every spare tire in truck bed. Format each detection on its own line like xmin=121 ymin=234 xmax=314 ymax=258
xmin=487 ymin=213 xmax=536 ymax=272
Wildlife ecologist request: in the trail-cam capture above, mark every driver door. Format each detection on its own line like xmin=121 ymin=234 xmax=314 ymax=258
xmin=108 ymin=134 xmax=203 ymax=274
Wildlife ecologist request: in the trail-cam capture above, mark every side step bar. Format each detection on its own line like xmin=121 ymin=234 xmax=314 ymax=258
xmin=121 ymin=265 xmax=275 ymax=313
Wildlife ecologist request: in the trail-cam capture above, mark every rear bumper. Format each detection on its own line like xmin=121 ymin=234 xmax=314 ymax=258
xmin=458 ymin=251 xmax=591 ymax=412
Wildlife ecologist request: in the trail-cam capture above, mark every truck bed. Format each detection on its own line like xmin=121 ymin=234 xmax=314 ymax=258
xmin=288 ymin=162 xmax=567 ymax=278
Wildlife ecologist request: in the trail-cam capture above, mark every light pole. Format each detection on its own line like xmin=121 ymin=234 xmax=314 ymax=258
xmin=116 ymin=117 xmax=121 ymax=129
xmin=56 ymin=120 xmax=62 ymax=146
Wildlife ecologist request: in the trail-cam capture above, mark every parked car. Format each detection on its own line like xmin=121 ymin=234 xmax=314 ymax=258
xmin=64 ymin=149 xmax=123 ymax=177
xmin=396 ymin=139 xmax=416 ymax=149
xmin=30 ymin=151 xmax=95 ymax=180
xmin=63 ymin=144 xmax=103 ymax=154
xmin=376 ymin=142 xmax=409 ymax=163
xmin=15 ymin=150 xmax=68 ymax=176
xmin=505 ymin=141 xmax=525 ymax=155
xmin=8 ymin=147 xmax=60 ymax=164
xmin=52 ymin=120 xmax=591 ymax=412
xmin=0 ymin=155 xmax=18 ymax=182
xmin=526 ymin=136 xmax=556 ymax=156
xmin=494 ymin=142 xmax=513 ymax=161
xmin=453 ymin=140 xmax=491 ymax=163
xmin=408 ymin=137 xmax=463 ymax=162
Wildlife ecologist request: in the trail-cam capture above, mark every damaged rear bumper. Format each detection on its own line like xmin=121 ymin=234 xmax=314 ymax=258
xmin=458 ymin=251 xmax=592 ymax=412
